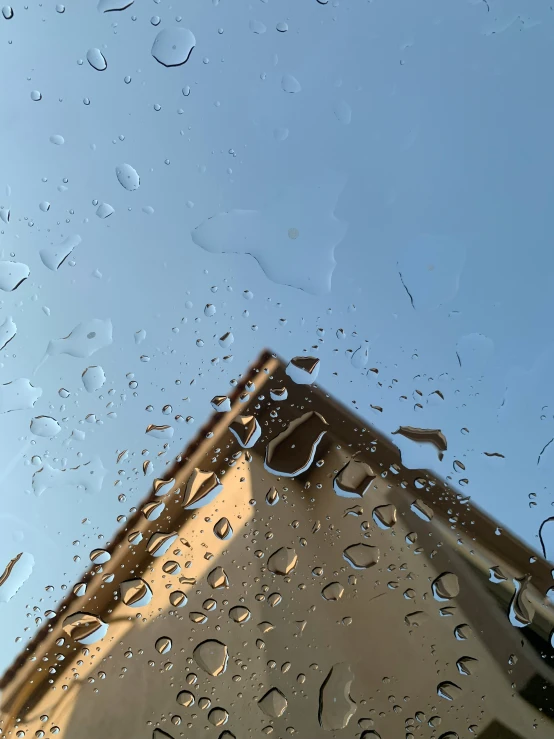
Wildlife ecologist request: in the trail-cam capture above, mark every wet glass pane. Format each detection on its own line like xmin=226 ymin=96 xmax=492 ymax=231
xmin=0 ymin=1 xmax=553 ymax=738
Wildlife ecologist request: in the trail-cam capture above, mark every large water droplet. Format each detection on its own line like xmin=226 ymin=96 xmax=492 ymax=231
xmin=267 ymin=546 xmax=298 ymax=575
xmin=155 ymin=636 xmax=172 ymax=654
xmin=322 ymin=582 xmax=344 ymax=601
xmin=319 ymin=663 xmax=356 ymax=730
xmin=372 ymin=504 xmax=397 ymax=529
xmin=62 ymin=612 xmax=108 ymax=644
xmin=286 ymin=356 xmax=320 ymax=384
xmin=258 ymin=688 xmax=288 ymax=718
xmin=265 ymin=411 xmax=328 ymax=477
xmin=146 ymin=531 xmax=178 ymax=557
xmin=86 ymin=48 xmax=107 ymax=71
xmin=0 ymin=379 xmax=42 ymax=414
xmin=40 ymin=235 xmax=81 ymax=271
xmin=120 ymin=577 xmax=152 ymax=607
xmin=432 ymin=573 xmax=460 ymax=602
xmin=0 ymin=315 xmax=16 ymax=350
xmin=208 ymin=566 xmax=229 ymax=589
xmin=0 ymin=552 xmax=34 ymax=603
xmin=281 ymin=74 xmax=301 ymax=93
xmin=343 ymin=543 xmax=380 ymax=569
xmin=214 ymin=517 xmax=233 ymax=540
xmin=508 ymin=575 xmax=535 ymax=628
xmin=334 ymin=460 xmax=375 ymax=498
xmin=393 ymin=426 xmax=447 ymax=461
xmin=45 ymin=318 xmax=113 ymax=359
xmin=351 ymin=345 xmax=369 ymax=369
xmin=97 ymin=0 xmax=134 ymax=11
xmin=191 ymin=176 xmax=347 ymax=295
xmin=193 ymin=639 xmax=228 ymax=676
xmin=229 ymin=605 xmax=251 ymax=623
xmin=183 ymin=468 xmax=223 ymax=509
xmin=208 ymin=707 xmax=229 ymax=726
xmin=229 ymin=415 xmax=261 ymax=448
xmin=437 ymin=681 xmax=462 ymax=701
xmin=30 ymin=415 xmax=61 ymax=438
xmin=0 ymin=261 xmax=29 ymax=291
xmin=177 ymin=690 xmax=195 ymax=707
xmin=151 ymin=28 xmax=196 ymax=67
xmin=82 ymin=365 xmax=106 ymax=392
xmin=116 ymin=163 xmax=140 ymax=191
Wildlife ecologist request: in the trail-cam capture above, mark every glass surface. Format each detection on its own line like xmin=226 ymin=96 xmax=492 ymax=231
xmin=0 ymin=2 xmax=553 ymax=738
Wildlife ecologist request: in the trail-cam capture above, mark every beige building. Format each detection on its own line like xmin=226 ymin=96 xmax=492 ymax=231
xmin=1 ymin=352 xmax=553 ymax=739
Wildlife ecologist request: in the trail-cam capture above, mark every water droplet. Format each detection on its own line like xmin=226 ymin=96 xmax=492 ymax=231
xmin=454 ymin=623 xmax=471 ymax=640
xmin=333 ymin=460 xmax=375 ymax=498
xmin=281 ymin=74 xmax=301 ymax=93
xmin=229 ymin=415 xmax=261 ymax=448
xmin=318 ymin=663 xmax=356 ymax=730
xmin=372 ymin=504 xmax=397 ymax=529
xmin=155 ymin=636 xmax=172 ymax=654
xmin=437 ymin=681 xmax=462 ymax=701
xmin=249 ymin=19 xmax=266 ymax=34
xmin=393 ymin=426 xmax=447 ymax=461
xmin=322 ymin=582 xmax=344 ymax=601
xmin=82 ymin=365 xmax=106 ymax=392
xmin=96 ymin=202 xmax=114 ymax=219
xmin=30 ymin=90 xmax=42 ymax=101
xmin=151 ymin=28 xmax=196 ymax=67
xmin=265 ymin=411 xmax=328 ymax=477
xmin=508 ymin=575 xmax=535 ymax=628
xmin=183 ymin=468 xmax=223 ymax=509
xmin=404 ymin=611 xmax=428 ymax=627
xmin=431 ymin=573 xmax=460 ymax=601
xmin=0 ymin=378 xmax=42 ymax=414
xmin=49 ymin=134 xmax=64 ymax=146
xmin=211 ymin=395 xmax=232 ymax=412
xmin=351 ymin=345 xmax=368 ymax=369
xmin=276 ymin=21 xmax=288 ymax=32
xmin=32 ymin=455 xmax=106 ymax=496
xmin=146 ymin=531 xmax=178 ymax=557
xmin=193 ymin=639 xmax=228 ymax=676
xmin=286 ymin=356 xmax=320 ymax=384
xmin=30 ymin=415 xmax=61 ymax=438
xmin=266 ymin=487 xmax=279 ymax=505
xmin=169 ymin=590 xmax=188 ymax=607
xmin=258 ymin=688 xmax=288 ymax=718
xmin=208 ymin=566 xmax=229 ymax=589
xmin=397 ymin=235 xmax=466 ymax=311
xmin=0 ymin=552 xmax=34 ymax=603
xmin=146 ymin=424 xmax=174 ymax=440
xmin=343 ymin=543 xmax=380 ymax=569
xmin=191 ymin=176 xmax=347 ymax=295
xmin=268 ymin=547 xmax=298 ymax=575
xmin=116 ymin=163 xmax=140 ymax=191
xmin=333 ymin=100 xmax=352 ymax=125
xmin=208 ymin=707 xmax=229 ymax=726
xmin=39 ymin=234 xmax=81 ymax=271
xmin=119 ymin=577 xmax=152 ymax=607
xmin=229 ymin=605 xmax=251 ymax=623
xmin=86 ymin=48 xmax=107 ymax=71
xmin=97 ymin=0 xmax=134 ymax=11
xmin=62 ymin=612 xmax=108 ymax=644
xmin=411 ymin=498 xmax=434 ymax=522
xmin=2 ymin=5 xmax=13 ymax=19
xmin=142 ymin=501 xmax=165 ymax=521
xmin=213 ymin=517 xmax=233 ymax=540
xmin=456 ymin=656 xmax=478 ymax=676
xmin=0 ymin=315 xmax=16 ymax=350
xmin=0 ymin=261 xmax=29 ymax=291
xmin=177 ymin=690 xmax=195 ymax=707
xmin=44 ymin=318 xmax=112 ymax=362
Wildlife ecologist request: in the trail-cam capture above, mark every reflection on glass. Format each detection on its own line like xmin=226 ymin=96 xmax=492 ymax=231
xmin=1 ymin=353 xmax=553 ymax=739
